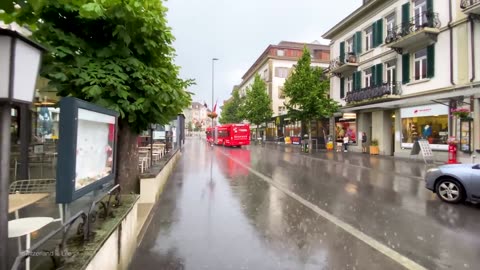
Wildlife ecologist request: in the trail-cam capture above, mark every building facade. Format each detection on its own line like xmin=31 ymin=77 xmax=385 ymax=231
xmin=237 ymin=41 xmax=330 ymax=142
xmin=183 ymin=102 xmax=211 ymax=132
xmin=323 ymin=0 xmax=480 ymax=161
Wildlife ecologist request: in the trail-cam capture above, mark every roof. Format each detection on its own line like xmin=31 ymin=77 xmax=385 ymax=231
xmin=240 ymin=41 xmax=330 ymax=84
xmin=322 ymin=0 xmax=386 ymax=39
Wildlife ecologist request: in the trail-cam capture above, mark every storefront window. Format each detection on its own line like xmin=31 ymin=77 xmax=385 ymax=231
xmin=401 ymin=104 xmax=449 ymax=150
xmin=335 ymin=120 xmax=357 ymax=143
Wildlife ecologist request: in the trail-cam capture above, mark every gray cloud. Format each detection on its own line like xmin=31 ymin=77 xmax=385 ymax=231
xmin=165 ymin=0 xmax=362 ymax=108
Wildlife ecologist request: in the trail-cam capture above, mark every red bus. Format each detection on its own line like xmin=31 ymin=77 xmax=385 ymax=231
xmin=217 ymin=124 xmax=250 ymax=147
xmin=207 ymin=124 xmax=250 ymax=147
xmin=206 ymin=127 xmax=213 ymax=143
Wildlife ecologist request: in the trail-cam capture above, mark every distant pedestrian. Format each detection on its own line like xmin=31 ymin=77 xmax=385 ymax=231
xmin=361 ymin=132 xmax=368 ymax=153
xmin=343 ymin=135 xmax=349 ymax=152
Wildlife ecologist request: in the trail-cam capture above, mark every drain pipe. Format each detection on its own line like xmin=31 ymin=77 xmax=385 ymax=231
xmin=470 ymin=16 xmax=476 ymax=82
xmin=448 ymin=0 xmax=455 ymax=86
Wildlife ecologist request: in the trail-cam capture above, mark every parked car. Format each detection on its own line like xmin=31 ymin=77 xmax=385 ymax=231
xmin=425 ymin=164 xmax=480 ymax=204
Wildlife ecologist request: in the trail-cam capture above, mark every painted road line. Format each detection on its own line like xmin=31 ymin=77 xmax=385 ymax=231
xmin=221 ymin=151 xmax=428 ymax=270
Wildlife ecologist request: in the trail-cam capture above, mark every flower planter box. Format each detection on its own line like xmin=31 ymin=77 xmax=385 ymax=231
xmin=370 ymin=146 xmax=379 ymax=155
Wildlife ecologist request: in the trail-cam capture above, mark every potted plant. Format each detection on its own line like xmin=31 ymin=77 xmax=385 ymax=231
xmin=370 ymin=139 xmax=379 ymax=155
xmin=451 ymin=108 xmax=471 ymax=120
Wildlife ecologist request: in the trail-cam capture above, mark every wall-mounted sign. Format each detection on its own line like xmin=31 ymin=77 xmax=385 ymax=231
xmin=400 ymin=104 xmax=448 ymax=118
xmin=56 ymin=97 xmax=119 ymax=204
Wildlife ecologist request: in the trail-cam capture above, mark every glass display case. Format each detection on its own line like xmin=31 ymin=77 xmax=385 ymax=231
xmin=56 ymin=97 xmax=119 ymax=203
xmin=460 ymin=119 xmax=472 ymax=153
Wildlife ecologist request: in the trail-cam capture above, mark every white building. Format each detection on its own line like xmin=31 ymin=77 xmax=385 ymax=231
xmin=183 ymin=102 xmax=211 ymax=131
xmin=237 ymin=41 xmax=330 ymax=140
xmin=323 ymin=0 xmax=480 ymax=161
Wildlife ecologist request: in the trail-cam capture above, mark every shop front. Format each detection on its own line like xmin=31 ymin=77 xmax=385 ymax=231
xmin=335 ymin=113 xmax=357 ymax=144
xmin=400 ymin=104 xmax=449 ymax=151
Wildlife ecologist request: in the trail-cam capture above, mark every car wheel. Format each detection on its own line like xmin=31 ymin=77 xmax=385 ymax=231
xmin=436 ymin=178 xmax=465 ymax=204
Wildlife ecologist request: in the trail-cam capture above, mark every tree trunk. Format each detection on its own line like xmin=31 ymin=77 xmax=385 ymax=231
xmin=256 ymin=127 xmax=258 ymax=143
xmin=116 ymin=119 xmax=140 ymax=194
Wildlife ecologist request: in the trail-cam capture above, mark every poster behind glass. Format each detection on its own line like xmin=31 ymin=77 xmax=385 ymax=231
xmin=75 ymin=109 xmax=115 ymax=190
xmin=460 ymin=120 xmax=471 ymax=153
xmin=335 ymin=121 xmax=357 ymax=143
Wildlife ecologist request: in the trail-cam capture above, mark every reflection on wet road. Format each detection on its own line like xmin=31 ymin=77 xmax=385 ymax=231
xmin=130 ymin=138 xmax=480 ymax=270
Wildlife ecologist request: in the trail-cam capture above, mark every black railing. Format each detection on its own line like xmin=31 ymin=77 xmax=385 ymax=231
xmin=11 ymin=211 xmax=88 ymax=270
xmin=385 ymin=11 xmax=441 ymax=45
xmin=461 ymin=0 xmax=480 ymax=9
xmin=345 ymin=82 xmax=401 ymax=103
xmin=329 ymin=53 xmax=358 ymax=71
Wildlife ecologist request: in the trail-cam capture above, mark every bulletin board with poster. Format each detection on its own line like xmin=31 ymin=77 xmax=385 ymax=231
xmin=56 ymin=97 xmax=119 ymax=204
xmin=335 ymin=121 xmax=357 ymax=143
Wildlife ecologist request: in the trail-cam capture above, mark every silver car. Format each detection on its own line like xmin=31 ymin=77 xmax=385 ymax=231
xmin=425 ymin=164 xmax=480 ymax=204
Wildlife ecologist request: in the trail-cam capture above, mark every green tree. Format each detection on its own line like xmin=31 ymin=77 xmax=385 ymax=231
xmin=219 ymin=89 xmax=244 ymax=124
xmin=4 ymin=0 xmax=193 ymax=192
xmin=283 ymin=47 xmax=339 ymax=152
xmin=243 ymin=74 xmax=273 ymax=140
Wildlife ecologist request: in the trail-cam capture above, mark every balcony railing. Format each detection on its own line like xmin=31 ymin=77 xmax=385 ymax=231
xmin=461 ymin=0 xmax=480 ymax=9
xmin=345 ymin=82 xmax=401 ymax=104
xmin=329 ymin=53 xmax=358 ymax=76
xmin=385 ymin=11 xmax=441 ymax=45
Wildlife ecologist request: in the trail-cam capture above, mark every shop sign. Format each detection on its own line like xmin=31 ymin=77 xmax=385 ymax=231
xmin=401 ymin=104 xmax=448 ymax=118
xmin=291 ymin=136 xmax=301 ymax=145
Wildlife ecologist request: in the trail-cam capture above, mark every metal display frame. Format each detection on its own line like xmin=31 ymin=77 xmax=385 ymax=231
xmin=56 ymin=97 xmax=119 ymax=203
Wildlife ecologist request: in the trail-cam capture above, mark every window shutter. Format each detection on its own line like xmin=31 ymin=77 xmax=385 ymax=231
xmin=340 ymin=78 xmax=345 ymax=99
xmin=371 ymin=65 xmax=376 ymax=86
xmin=427 ymin=0 xmax=433 ymax=11
xmin=372 ymin=22 xmax=378 ymax=47
xmin=340 ymin=42 xmax=345 ymax=63
xmin=402 ymin=3 xmax=410 ymax=25
xmin=356 ymin=71 xmax=362 ymax=90
xmin=427 ymin=45 xmax=435 ymax=78
xmin=402 ymin=54 xmax=410 ymax=84
xmin=355 ymin=31 xmax=362 ymax=54
xmin=376 ymin=63 xmax=383 ymax=86
xmin=376 ymin=19 xmax=384 ymax=47
xmin=352 ymin=72 xmax=356 ymax=90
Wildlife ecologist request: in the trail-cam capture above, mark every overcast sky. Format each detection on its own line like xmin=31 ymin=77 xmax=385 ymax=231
xmin=165 ymin=0 xmax=362 ymax=109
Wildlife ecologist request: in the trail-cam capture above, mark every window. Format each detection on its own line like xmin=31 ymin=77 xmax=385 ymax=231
xmin=346 ymin=38 xmax=354 ymax=53
xmin=263 ymin=69 xmax=269 ymax=80
xmin=275 ymin=67 xmax=289 ymax=78
xmin=365 ymin=27 xmax=373 ymax=51
xmin=278 ymin=86 xmax=285 ymax=99
xmin=364 ymin=69 xmax=372 ymax=87
xmin=386 ymin=13 xmax=396 ymax=36
xmin=278 ymin=106 xmax=286 ymax=115
xmin=414 ymin=48 xmax=427 ymax=80
xmin=386 ymin=61 xmax=396 ymax=85
xmin=277 ymin=50 xmax=284 ymax=56
xmin=346 ymin=76 xmax=353 ymax=92
xmin=414 ymin=0 xmax=427 ymax=27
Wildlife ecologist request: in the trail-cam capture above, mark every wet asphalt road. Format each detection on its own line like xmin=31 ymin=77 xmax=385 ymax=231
xmin=130 ymin=138 xmax=480 ymax=270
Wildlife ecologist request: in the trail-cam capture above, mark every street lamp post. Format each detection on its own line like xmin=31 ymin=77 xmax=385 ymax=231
xmin=0 ymin=28 xmax=46 ymax=270
xmin=211 ymin=58 xmax=219 ymax=146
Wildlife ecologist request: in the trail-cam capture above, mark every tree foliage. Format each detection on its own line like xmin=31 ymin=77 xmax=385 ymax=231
xmin=3 ymin=0 xmax=193 ymax=133
xmin=243 ymin=74 xmax=273 ymax=128
xmin=283 ymin=47 xmax=339 ymax=150
xmin=219 ymin=88 xmax=244 ymax=124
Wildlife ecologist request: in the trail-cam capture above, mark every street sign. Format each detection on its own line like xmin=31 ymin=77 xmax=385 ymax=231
xmin=410 ymin=139 xmax=433 ymax=163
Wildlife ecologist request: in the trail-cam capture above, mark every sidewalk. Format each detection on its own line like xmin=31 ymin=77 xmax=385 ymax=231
xmin=260 ymin=141 xmax=439 ymax=180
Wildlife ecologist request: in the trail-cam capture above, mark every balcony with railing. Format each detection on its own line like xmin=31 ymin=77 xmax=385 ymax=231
xmin=385 ymin=11 xmax=441 ymax=54
xmin=461 ymin=0 xmax=480 ymax=15
xmin=345 ymin=82 xmax=401 ymax=104
xmin=329 ymin=53 xmax=359 ymax=77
